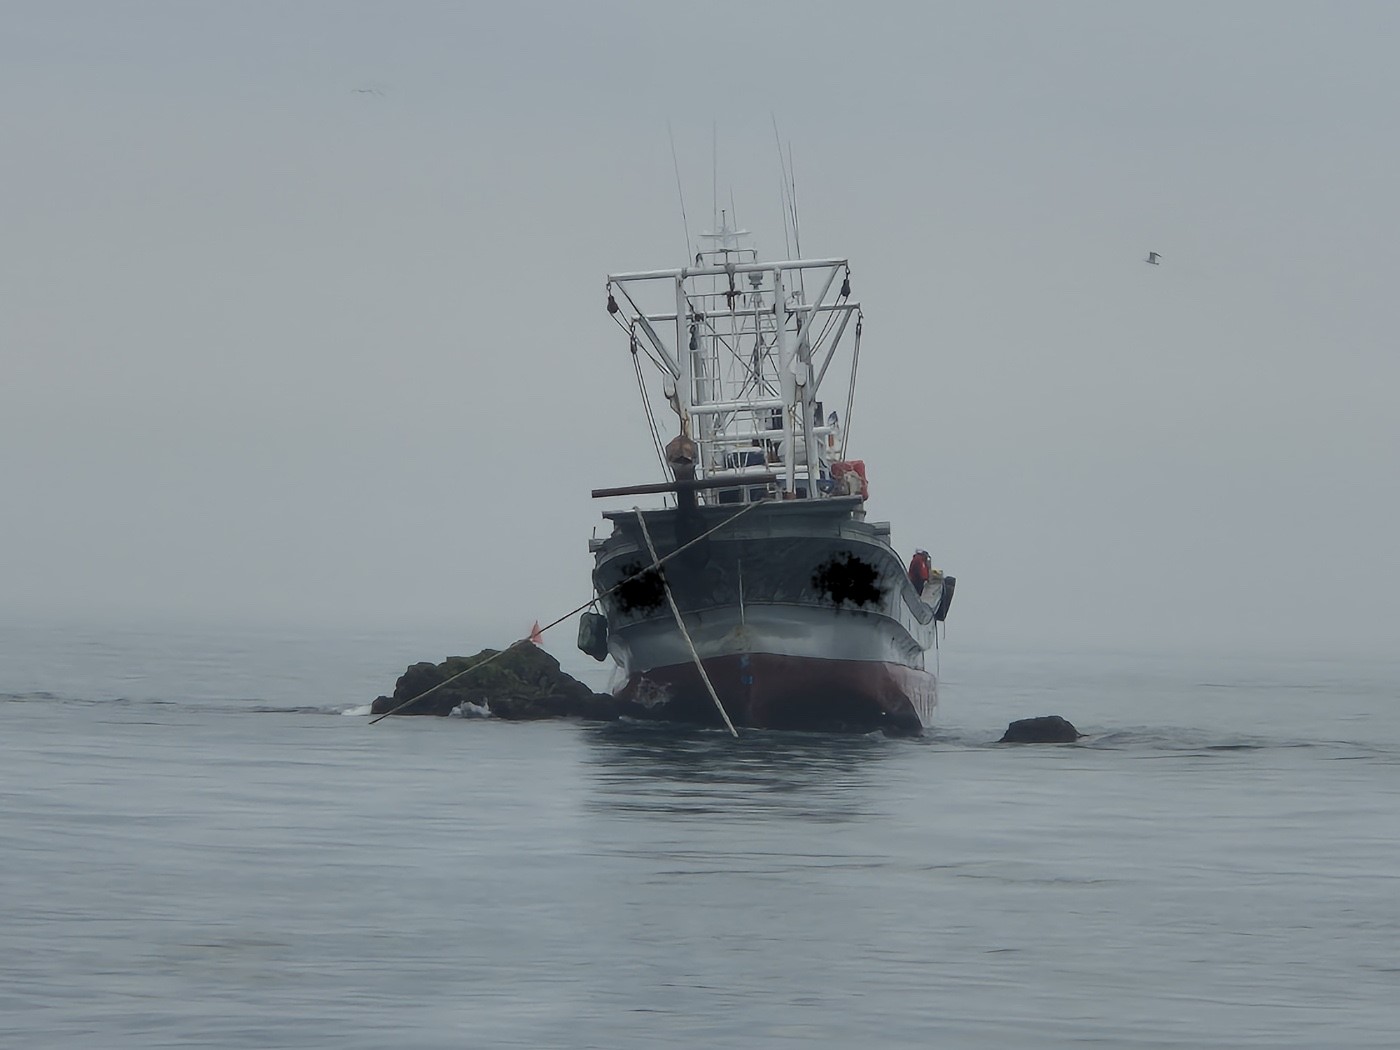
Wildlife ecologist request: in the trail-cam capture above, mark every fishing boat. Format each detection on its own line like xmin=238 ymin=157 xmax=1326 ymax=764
xmin=580 ymin=217 xmax=954 ymax=735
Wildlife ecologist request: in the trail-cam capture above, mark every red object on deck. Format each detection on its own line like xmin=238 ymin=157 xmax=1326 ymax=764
xmin=830 ymin=460 xmax=869 ymax=500
xmin=908 ymin=551 xmax=931 ymax=594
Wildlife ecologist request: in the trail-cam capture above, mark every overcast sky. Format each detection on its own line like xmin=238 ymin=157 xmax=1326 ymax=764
xmin=3 ymin=1 xmax=1396 ymax=659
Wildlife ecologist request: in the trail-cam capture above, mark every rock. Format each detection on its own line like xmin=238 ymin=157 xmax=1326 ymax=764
xmin=369 ymin=644 xmax=631 ymax=720
xmin=998 ymin=715 xmax=1082 ymax=743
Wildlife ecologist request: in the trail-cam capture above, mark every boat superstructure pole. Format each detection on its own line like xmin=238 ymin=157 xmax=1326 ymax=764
xmin=675 ymin=274 xmax=692 ymax=444
xmin=795 ymin=264 xmax=840 ymax=485
xmin=773 ymin=266 xmax=796 ymax=495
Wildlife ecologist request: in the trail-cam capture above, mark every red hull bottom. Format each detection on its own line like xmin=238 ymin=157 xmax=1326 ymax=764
xmin=615 ymin=653 xmax=936 ymax=736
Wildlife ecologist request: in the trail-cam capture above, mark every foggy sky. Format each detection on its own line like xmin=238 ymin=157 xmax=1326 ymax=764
xmin=3 ymin=1 xmax=1397 ymax=658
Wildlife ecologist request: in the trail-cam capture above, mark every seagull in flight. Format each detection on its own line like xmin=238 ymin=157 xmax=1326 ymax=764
xmin=351 ymin=85 xmax=386 ymax=96
xmin=1145 ymin=251 xmax=1161 ymax=265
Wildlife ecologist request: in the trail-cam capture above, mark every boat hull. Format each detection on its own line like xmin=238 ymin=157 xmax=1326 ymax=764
xmin=591 ymin=498 xmax=942 ymax=734
xmin=617 ymin=651 xmax=935 ymax=735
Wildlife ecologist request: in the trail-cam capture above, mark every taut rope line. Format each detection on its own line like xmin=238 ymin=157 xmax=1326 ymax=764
xmin=369 ymin=499 xmax=764 ymax=725
xmin=633 ymin=508 xmax=739 ymax=738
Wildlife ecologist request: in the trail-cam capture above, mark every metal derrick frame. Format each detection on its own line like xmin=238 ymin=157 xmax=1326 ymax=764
xmin=607 ymin=256 xmax=862 ymax=499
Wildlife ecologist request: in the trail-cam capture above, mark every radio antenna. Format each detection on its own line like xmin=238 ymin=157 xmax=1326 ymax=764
xmin=667 ymin=121 xmax=692 ymax=257
xmin=788 ymin=142 xmax=802 ymax=258
xmin=711 ymin=120 xmax=719 ymax=241
xmin=772 ymin=114 xmax=793 ymax=258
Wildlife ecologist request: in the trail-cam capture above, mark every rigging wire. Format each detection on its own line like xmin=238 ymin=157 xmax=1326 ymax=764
xmin=806 ymin=270 xmax=847 ymax=362
xmin=610 ymin=282 xmax=677 ymax=376
xmin=631 ymin=328 xmax=670 ymax=479
xmin=608 ymin=302 xmax=666 ymax=375
xmin=368 ymin=499 xmax=767 ymax=724
xmin=840 ymin=314 xmax=863 ymax=460
xmin=607 ymin=293 xmax=675 ymax=479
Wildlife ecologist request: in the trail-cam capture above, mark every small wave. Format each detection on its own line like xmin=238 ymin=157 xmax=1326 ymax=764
xmin=246 ymin=704 xmax=349 ymax=715
xmin=242 ymin=702 xmax=391 ymax=717
xmin=450 ymin=701 xmax=491 ymax=718
xmin=1076 ymin=728 xmax=1362 ymax=755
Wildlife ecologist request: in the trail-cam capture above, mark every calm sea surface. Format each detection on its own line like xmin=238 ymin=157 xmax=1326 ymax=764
xmin=3 ymin=617 xmax=1398 ymax=1048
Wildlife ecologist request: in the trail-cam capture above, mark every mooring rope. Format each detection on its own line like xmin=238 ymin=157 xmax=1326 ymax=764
xmin=369 ymin=498 xmax=765 ymax=725
xmin=633 ymin=508 xmax=740 ymax=738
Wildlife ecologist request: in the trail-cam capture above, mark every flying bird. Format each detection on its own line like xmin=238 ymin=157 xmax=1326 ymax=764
xmin=1145 ymin=251 xmax=1161 ymax=265
xmin=351 ymin=85 xmax=386 ymax=96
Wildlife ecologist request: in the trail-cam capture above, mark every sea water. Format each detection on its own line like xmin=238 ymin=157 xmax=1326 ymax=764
xmin=2 ymin=616 xmax=1398 ymax=1048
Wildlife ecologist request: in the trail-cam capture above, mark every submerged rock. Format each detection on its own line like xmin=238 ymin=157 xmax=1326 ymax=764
xmin=370 ymin=644 xmax=641 ymax=720
xmin=998 ymin=715 xmax=1083 ymax=743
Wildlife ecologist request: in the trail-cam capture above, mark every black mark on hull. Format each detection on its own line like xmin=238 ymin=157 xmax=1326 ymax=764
xmin=613 ymin=562 xmax=667 ymax=613
xmin=812 ymin=554 xmax=882 ymax=608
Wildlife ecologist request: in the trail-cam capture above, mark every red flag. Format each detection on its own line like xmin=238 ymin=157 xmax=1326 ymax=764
xmin=528 ymin=621 xmax=543 ymax=645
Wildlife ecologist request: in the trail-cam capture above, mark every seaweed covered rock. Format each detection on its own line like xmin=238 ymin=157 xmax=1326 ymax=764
xmin=998 ymin=715 xmax=1083 ymax=743
xmin=369 ymin=644 xmax=627 ymax=720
